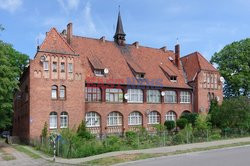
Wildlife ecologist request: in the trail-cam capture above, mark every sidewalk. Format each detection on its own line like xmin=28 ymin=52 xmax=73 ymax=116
xmin=23 ymin=137 xmax=250 ymax=165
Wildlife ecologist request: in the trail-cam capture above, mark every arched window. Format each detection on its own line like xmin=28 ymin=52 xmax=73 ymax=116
xmin=85 ymin=87 xmax=101 ymax=102
xmin=107 ymin=112 xmax=122 ymax=126
xmin=165 ymin=111 xmax=177 ymax=121
xmin=85 ymin=112 xmax=100 ymax=127
xmin=128 ymin=111 xmax=142 ymax=125
xmin=148 ymin=111 xmax=160 ymax=124
xmin=59 ymin=86 xmax=66 ymax=99
xmin=49 ymin=112 xmax=57 ymax=129
xmin=51 ymin=85 xmax=58 ymax=99
xmin=180 ymin=91 xmax=191 ymax=103
xmin=164 ymin=91 xmax=177 ymax=103
xmin=60 ymin=112 xmax=68 ymax=128
xmin=147 ymin=90 xmax=161 ymax=103
xmin=181 ymin=110 xmax=191 ymax=116
xmin=127 ymin=89 xmax=143 ymax=103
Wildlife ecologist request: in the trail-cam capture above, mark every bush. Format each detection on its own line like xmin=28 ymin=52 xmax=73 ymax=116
xmin=180 ymin=113 xmax=198 ymax=126
xmin=125 ymin=131 xmax=138 ymax=148
xmin=164 ymin=121 xmax=176 ymax=131
xmin=176 ymin=118 xmax=188 ymax=129
xmin=77 ymin=121 xmax=94 ymax=140
xmin=103 ymin=135 xmax=122 ymax=151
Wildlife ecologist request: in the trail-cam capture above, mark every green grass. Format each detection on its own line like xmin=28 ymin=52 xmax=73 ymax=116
xmin=0 ymin=148 xmax=16 ymax=161
xmin=13 ymin=145 xmax=41 ymax=159
xmin=83 ymin=141 xmax=250 ymax=166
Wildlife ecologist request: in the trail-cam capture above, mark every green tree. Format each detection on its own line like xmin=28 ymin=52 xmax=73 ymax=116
xmin=0 ymin=37 xmax=28 ymax=129
xmin=180 ymin=113 xmax=198 ymax=126
xmin=211 ymin=38 xmax=250 ymax=97
xmin=77 ymin=121 xmax=93 ymax=140
xmin=176 ymin=118 xmax=188 ymax=129
xmin=164 ymin=120 xmax=176 ymax=131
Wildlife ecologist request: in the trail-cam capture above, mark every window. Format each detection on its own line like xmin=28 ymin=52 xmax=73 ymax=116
xmin=106 ymin=88 xmax=123 ymax=102
xmin=128 ymin=111 xmax=142 ymax=125
xmin=127 ymin=89 xmax=143 ymax=103
xmin=166 ymin=111 xmax=177 ymax=121
xmin=107 ymin=112 xmax=122 ymax=126
xmin=60 ymin=112 xmax=68 ymax=128
xmin=51 ymin=85 xmax=58 ymax=99
xmin=85 ymin=112 xmax=100 ymax=127
xmin=207 ymin=74 xmax=210 ymax=83
xmin=94 ymin=69 xmax=104 ymax=76
xmin=59 ymin=86 xmax=66 ymax=99
xmin=68 ymin=63 xmax=73 ymax=73
xmin=147 ymin=90 xmax=160 ymax=103
xmin=148 ymin=111 xmax=160 ymax=124
xmin=85 ymin=87 xmax=101 ymax=102
xmin=180 ymin=91 xmax=191 ymax=103
xmin=136 ymin=73 xmax=145 ymax=79
xmin=52 ymin=62 xmax=57 ymax=72
xmin=181 ymin=110 xmax=191 ymax=116
xmin=164 ymin=91 xmax=177 ymax=103
xmin=170 ymin=76 xmax=177 ymax=82
xmin=61 ymin=62 xmax=65 ymax=72
xmin=49 ymin=112 xmax=57 ymax=129
xmin=43 ymin=61 xmax=49 ymax=71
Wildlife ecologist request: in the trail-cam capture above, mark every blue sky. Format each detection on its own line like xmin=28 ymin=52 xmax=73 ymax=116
xmin=0 ymin=0 xmax=250 ymax=61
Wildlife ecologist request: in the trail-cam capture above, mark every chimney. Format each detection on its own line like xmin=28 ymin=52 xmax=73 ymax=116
xmin=132 ymin=41 xmax=139 ymax=49
xmin=160 ymin=46 xmax=167 ymax=52
xmin=100 ymin=36 xmax=105 ymax=43
xmin=175 ymin=44 xmax=181 ymax=69
xmin=67 ymin=23 xmax=72 ymax=44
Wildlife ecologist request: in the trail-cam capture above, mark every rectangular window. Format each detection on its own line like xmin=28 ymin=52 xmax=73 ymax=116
xmin=85 ymin=87 xmax=101 ymax=102
xmin=51 ymin=89 xmax=57 ymax=99
xmin=180 ymin=91 xmax=191 ymax=103
xmin=106 ymin=88 xmax=123 ymax=102
xmin=68 ymin=63 xmax=73 ymax=73
xmin=147 ymin=90 xmax=160 ymax=103
xmin=50 ymin=115 xmax=57 ymax=129
xmin=127 ymin=89 xmax=143 ymax=103
xmin=170 ymin=76 xmax=177 ymax=82
xmin=43 ymin=61 xmax=49 ymax=71
xmin=52 ymin=62 xmax=57 ymax=72
xmin=207 ymin=74 xmax=210 ymax=83
xmin=94 ymin=69 xmax=104 ymax=76
xmin=164 ymin=91 xmax=177 ymax=103
xmin=61 ymin=62 xmax=65 ymax=72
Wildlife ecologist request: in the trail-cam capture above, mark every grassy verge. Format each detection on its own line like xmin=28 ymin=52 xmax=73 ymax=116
xmin=83 ymin=141 xmax=250 ymax=166
xmin=0 ymin=148 xmax=16 ymax=161
xmin=13 ymin=145 xmax=41 ymax=159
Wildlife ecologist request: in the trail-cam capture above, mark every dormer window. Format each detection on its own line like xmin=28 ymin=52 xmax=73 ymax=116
xmin=170 ymin=76 xmax=177 ymax=82
xmin=136 ymin=73 xmax=145 ymax=79
xmin=94 ymin=69 xmax=104 ymax=76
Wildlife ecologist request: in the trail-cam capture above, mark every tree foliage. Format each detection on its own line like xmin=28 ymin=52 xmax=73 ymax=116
xmin=164 ymin=120 xmax=176 ymax=131
xmin=209 ymin=96 xmax=250 ymax=130
xmin=0 ymin=38 xmax=28 ymax=130
xmin=211 ymin=38 xmax=250 ymax=97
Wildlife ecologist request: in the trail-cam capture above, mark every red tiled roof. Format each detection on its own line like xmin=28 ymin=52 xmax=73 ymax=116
xmin=70 ymin=35 xmax=191 ymax=89
xmin=88 ymin=56 xmax=105 ymax=70
xmin=181 ymin=52 xmax=218 ymax=82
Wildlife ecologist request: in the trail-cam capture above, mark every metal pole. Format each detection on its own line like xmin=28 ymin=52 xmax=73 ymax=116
xmin=53 ymin=139 xmax=56 ymax=162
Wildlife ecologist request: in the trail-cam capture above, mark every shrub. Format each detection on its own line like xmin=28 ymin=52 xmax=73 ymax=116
xmin=103 ymin=135 xmax=121 ymax=151
xmin=153 ymin=124 xmax=165 ymax=133
xmin=180 ymin=113 xmax=198 ymax=126
xmin=164 ymin=121 xmax=176 ymax=131
xmin=41 ymin=122 xmax=48 ymax=138
xmin=77 ymin=121 xmax=93 ymax=140
xmin=176 ymin=118 xmax=188 ymax=129
xmin=125 ymin=131 xmax=138 ymax=148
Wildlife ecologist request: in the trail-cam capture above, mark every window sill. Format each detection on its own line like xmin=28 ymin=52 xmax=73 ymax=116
xmin=180 ymin=102 xmax=191 ymax=104
xmin=49 ymin=127 xmax=57 ymax=130
xmin=60 ymin=127 xmax=68 ymax=129
xmin=164 ymin=102 xmax=177 ymax=104
xmin=85 ymin=101 xmax=102 ymax=103
xmin=107 ymin=125 xmax=122 ymax=127
xmin=147 ymin=102 xmax=161 ymax=104
xmin=86 ymin=126 xmax=101 ymax=128
xmin=127 ymin=102 xmax=143 ymax=104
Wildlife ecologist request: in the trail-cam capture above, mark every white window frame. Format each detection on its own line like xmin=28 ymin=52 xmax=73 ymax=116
xmin=59 ymin=86 xmax=66 ymax=99
xmin=107 ymin=112 xmax=122 ymax=126
xmin=52 ymin=62 xmax=57 ymax=72
xmin=166 ymin=111 xmax=177 ymax=121
xmin=51 ymin=86 xmax=57 ymax=99
xmin=60 ymin=112 xmax=68 ymax=128
xmin=164 ymin=91 xmax=177 ymax=103
xmin=147 ymin=90 xmax=160 ymax=103
xmin=85 ymin=112 xmax=100 ymax=127
xmin=106 ymin=88 xmax=123 ymax=102
xmin=128 ymin=111 xmax=142 ymax=125
xmin=180 ymin=91 xmax=191 ymax=103
xmin=68 ymin=63 xmax=73 ymax=73
xmin=49 ymin=112 xmax=57 ymax=129
xmin=148 ymin=111 xmax=160 ymax=124
xmin=61 ymin=62 xmax=65 ymax=72
xmin=127 ymin=89 xmax=143 ymax=103
xmin=43 ymin=61 xmax=49 ymax=71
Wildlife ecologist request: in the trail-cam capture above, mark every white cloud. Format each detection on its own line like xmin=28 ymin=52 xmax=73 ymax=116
xmin=75 ymin=1 xmax=97 ymax=36
xmin=57 ymin=0 xmax=80 ymax=13
xmin=0 ymin=0 xmax=22 ymax=13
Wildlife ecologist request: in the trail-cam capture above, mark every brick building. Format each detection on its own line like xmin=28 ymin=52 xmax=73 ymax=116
xmin=13 ymin=12 xmax=223 ymax=142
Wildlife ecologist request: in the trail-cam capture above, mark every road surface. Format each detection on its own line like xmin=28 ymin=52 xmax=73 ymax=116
xmin=119 ymin=145 xmax=250 ymax=166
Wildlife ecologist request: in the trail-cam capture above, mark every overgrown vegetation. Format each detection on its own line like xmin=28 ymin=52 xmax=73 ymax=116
xmin=33 ymin=97 xmax=250 ymax=159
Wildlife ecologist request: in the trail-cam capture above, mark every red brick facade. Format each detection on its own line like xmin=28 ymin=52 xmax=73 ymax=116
xmin=13 ymin=16 xmax=223 ymax=142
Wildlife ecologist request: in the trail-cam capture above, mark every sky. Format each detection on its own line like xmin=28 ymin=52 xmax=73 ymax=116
xmin=0 ymin=0 xmax=250 ymax=61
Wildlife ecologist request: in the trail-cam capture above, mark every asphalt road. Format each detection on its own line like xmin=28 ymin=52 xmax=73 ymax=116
xmin=119 ymin=145 xmax=250 ymax=166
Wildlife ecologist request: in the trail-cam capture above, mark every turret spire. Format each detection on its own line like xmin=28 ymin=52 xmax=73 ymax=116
xmin=114 ymin=7 xmax=126 ymax=45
